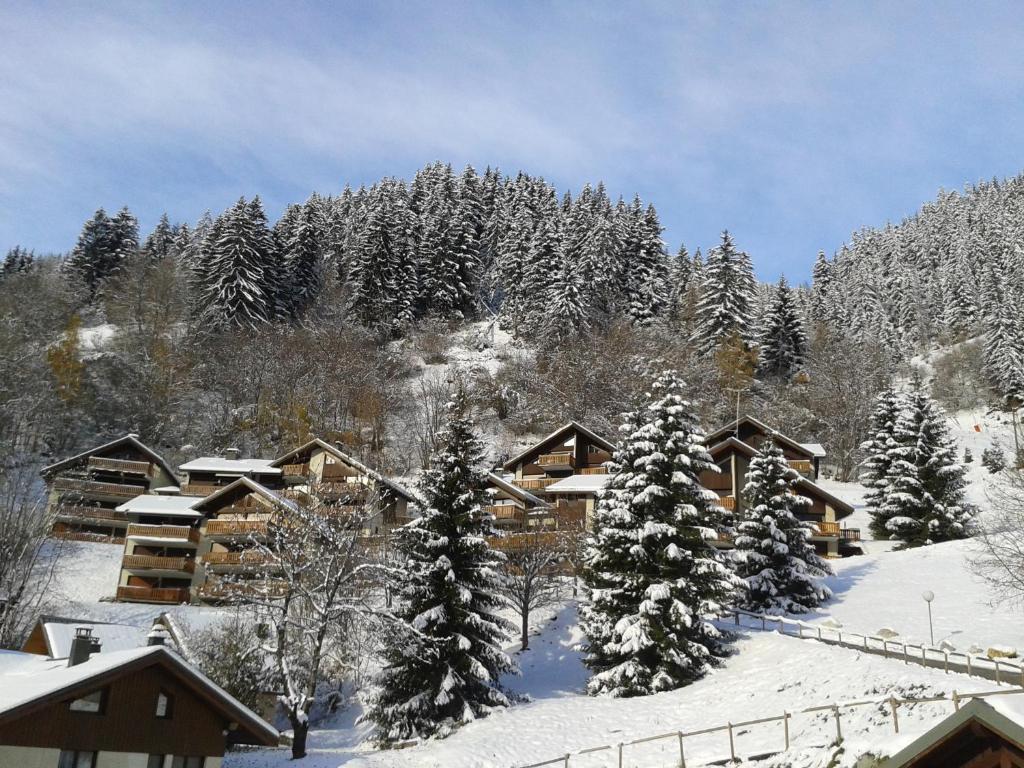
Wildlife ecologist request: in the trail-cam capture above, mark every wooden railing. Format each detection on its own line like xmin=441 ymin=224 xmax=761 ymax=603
xmin=516 ymin=477 xmax=558 ymax=491
xmin=180 ymin=483 xmax=220 ymax=497
xmin=537 ymin=453 xmax=574 ymax=468
xmin=126 ymin=524 xmax=200 ymax=543
xmin=205 ymin=519 xmax=270 ymax=537
xmin=316 ymin=482 xmax=368 ymax=499
xmin=579 ymin=466 xmax=607 ymax=475
xmin=841 ymin=527 xmax=861 ymax=542
xmin=814 ymin=521 xmax=840 ymax=536
xmin=486 ymin=504 xmax=524 ymax=520
xmin=788 ymin=459 xmax=813 ymax=474
xmin=488 ymin=531 xmax=563 ymax=552
xmin=718 ymin=495 xmax=736 ymax=510
xmin=281 ymin=462 xmax=310 ymax=477
xmin=51 ymin=527 xmax=125 ymax=544
xmin=88 ymin=456 xmax=152 ymax=475
xmin=54 ymin=478 xmax=146 ymax=497
xmin=122 ymin=554 xmax=195 ymax=573
xmin=553 ymin=500 xmax=586 ymax=523
xmin=116 ymin=585 xmax=190 ymax=604
xmin=55 ymin=505 xmax=129 ymax=522
xmin=201 ymin=550 xmax=272 ymax=566
xmin=196 ymin=579 xmax=288 ymax=599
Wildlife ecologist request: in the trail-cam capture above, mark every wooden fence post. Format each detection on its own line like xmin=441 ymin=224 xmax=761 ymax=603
xmin=889 ymin=697 xmax=899 ymax=733
xmin=677 ymin=732 xmax=685 ymax=768
xmin=863 ymin=635 xmax=868 ymax=651
xmin=817 ymin=627 xmax=823 ymax=640
xmin=833 ymin=705 xmax=843 ymax=744
xmin=996 ymin=660 xmax=1001 ymax=685
xmin=952 ymin=690 xmax=960 ymax=711
xmin=761 ymin=616 xmax=766 ymax=631
xmin=903 ymin=644 xmax=909 ymax=664
xmin=967 ymin=655 xmax=972 ymax=676
xmin=783 ymin=712 xmax=790 ymax=749
xmin=798 ymin=624 xmax=803 ymax=639
xmin=883 ymin=641 xmax=888 ymax=659
xmin=727 ymin=722 xmax=736 ymax=761
xmin=944 ymin=652 xmax=949 ymax=674
xmin=734 ymin=610 xmax=740 ymax=626
xmin=564 ymin=754 xmax=570 ymax=768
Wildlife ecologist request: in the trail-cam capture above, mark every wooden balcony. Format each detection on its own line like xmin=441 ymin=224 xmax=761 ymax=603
xmin=53 ymin=477 xmax=146 ymax=498
xmin=718 ymin=496 xmax=736 ymax=511
xmin=788 ymin=460 xmax=813 ymax=474
xmin=122 ymin=554 xmax=195 ymax=573
xmin=201 ymin=550 xmax=272 ymax=567
xmin=87 ymin=456 xmax=151 ymax=475
xmin=180 ymin=483 xmax=220 ymax=497
xmin=486 ymin=504 xmax=525 ymax=521
xmin=205 ymin=519 xmax=270 ymax=538
xmin=553 ymin=500 xmax=586 ymax=523
xmin=813 ymin=521 xmax=840 ymax=537
xmin=537 ymin=453 xmax=574 ymax=469
xmin=841 ymin=527 xmax=861 ymax=542
xmin=116 ymin=585 xmax=191 ymax=604
xmin=55 ymin=505 xmax=129 ymax=523
xmin=196 ymin=579 xmax=288 ymax=600
xmin=281 ymin=462 xmax=310 ymax=478
xmin=51 ymin=526 xmax=125 ymax=544
xmin=516 ymin=477 xmax=558 ymax=492
xmin=579 ymin=466 xmax=608 ymax=475
xmin=316 ymin=482 xmax=369 ymax=500
xmin=126 ymin=524 xmax=200 ymax=544
xmin=487 ymin=531 xmax=562 ymax=552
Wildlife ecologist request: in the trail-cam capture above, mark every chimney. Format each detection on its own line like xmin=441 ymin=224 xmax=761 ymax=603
xmin=147 ymin=626 xmax=170 ymax=647
xmin=69 ymin=627 xmax=102 ymax=667
xmin=223 ymin=447 xmax=241 ymax=460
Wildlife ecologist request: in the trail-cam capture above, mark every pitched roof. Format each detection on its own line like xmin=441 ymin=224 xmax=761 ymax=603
xmin=706 ymin=416 xmax=821 ymax=460
xmin=0 ymin=645 xmax=278 ymax=746
xmin=708 ymin=436 xmax=854 ymax=517
xmin=502 ymin=422 xmax=616 ymax=471
xmin=880 ymin=697 xmax=1024 ymax=767
xmin=485 ymin=473 xmax=548 ymax=507
xmin=116 ymin=494 xmax=202 ymax=517
xmin=270 ymin=438 xmax=418 ymax=503
xmin=41 ymin=434 xmax=179 ymax=485
xmin=189 ymin=476 xmax=297 ymax=514
xmin=545 ymin=473 xmax=612 ymax=493
xmin=25 ymin=616 xmax=148 ymax=658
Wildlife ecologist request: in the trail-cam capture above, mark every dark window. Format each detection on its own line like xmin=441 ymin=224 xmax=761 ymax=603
xmin=147 ymin=757 xmax=165 ymax=768
xmin=170 ymin=758 xmax=204 ymax=768
xmin=156 ymin=689 xmax=173 ymax=718
xmin=58 ymin=751 xmax=97 ymax=768
xmin=68 ymin=689 xmax=105 ymax=714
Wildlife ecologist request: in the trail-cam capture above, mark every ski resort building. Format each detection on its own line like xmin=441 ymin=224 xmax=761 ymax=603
xmin=501 ymin=421 xmax=615 ymax=528
xmin=42 ymin=434 xmax=180 ymax=543
xmin=0 ymin=629 xmax=277 ymax=768
xmin=702 ymin=416 xmax=860 ymax=557
xmin=484 ymin=472 xmax=550 ymax=531
xmin=178 ymin=452 xmax=282 ymax=497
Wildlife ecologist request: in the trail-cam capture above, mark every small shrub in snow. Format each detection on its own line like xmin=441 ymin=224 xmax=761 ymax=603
xmin=982 ymin=446 xmax=1007 ymax=473
xmin=963 ymin=447 xmax=973 ymax=464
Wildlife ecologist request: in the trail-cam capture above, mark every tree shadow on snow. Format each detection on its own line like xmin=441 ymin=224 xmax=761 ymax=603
xmin=501 ymin=601 xmax=590 ymax=700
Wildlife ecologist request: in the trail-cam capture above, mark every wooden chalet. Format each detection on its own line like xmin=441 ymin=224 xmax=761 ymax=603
xmin=702 ymin=419 xmax=860 ymax=558
xmin=41 ymin=435 xmax=179 ymax=543
xmin=484 ymin=472 xmax=549 ymax=531
xmin=705 ymin=416 xmax=826 ymax=480
xmin=269 ymin=437 xmax=417 ymax=533
xmin=177 ymin=451 xmax=282 ymax=498
xmin=501 ymin=421 xmax=616 ymax=528
xmin=0 ymin=631 xmax=277 ymax=768
xmin=880 ymin=696 xmax=1024 ymax=767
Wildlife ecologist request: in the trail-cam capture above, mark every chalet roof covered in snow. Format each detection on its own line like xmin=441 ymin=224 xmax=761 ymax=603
xmin=706 ymin=415 xmax=823 ymax=460
xmin=270 ymin=437 xmax=418 ymax=503
xmin=178 ymin=456 xmax=281 ymax=475
xmin=116 ymin=494 xmax=202 ymax=517
xmin=189 ymin=476 xmax=297 ymax=513
xmin=486 ymin=472 xmax=547 ymax=507
xmin=545 ymin=474 xmax=612 ymax=493
xmin=23 ymin=616 xmax=148 ymax=659
xmin=40 ymin=433 xmax=179 ymax=483
xmin=502 ymin=421 xmax=616 ymax=471
xmin=0 ymin=646 xmax=278 ymax=745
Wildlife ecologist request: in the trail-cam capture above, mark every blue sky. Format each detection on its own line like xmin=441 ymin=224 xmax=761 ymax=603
xmin=3 ymin=1 xmax=1024 ymax=280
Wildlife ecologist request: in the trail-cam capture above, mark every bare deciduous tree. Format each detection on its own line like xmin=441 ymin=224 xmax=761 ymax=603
xmin=496 ymin=532 xmax=567 ymax=650
xmin=972 ymin=470 xmax=1024 ymax=605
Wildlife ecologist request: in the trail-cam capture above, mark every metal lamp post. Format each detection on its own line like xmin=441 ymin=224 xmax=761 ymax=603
xmin=922 ymin=590 xmax=935 ymax=646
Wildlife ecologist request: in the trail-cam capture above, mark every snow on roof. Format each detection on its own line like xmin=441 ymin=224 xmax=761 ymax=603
xmin=115 ymin=495 xmax=201 ymax=517
xmin=191 ymin=476 xmax=298 ymax=513
xmin=271 ymin=438 xmax=418 ymax=503
xmin=40 ymin=619 xmax=148 ymax=658
xmin=178 ymin=457 xmax=281 ymax=475
xmin=546 ymin=474 xmax=612 ymax=493
xmin=486 ymin=473 xmax=547 ymax=507
xmin=41 ymin=434 xmax=179 ymax=484
xmin=502 ymin=422 xmax=616 ymax=471
xmin=800 ymin=442 xmax=827 ymax=458
xmin=0 ymin=646 xmax=277 ymax=744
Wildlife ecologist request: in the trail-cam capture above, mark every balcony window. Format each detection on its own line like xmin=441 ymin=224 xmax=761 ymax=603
xmin=69 ymin=688 xmax=105 ymax=714
xmin=58 ymin=751 xmax=97 ymax=768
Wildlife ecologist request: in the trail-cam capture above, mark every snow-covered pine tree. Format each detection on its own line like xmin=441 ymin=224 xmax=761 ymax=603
xmin=756 ymin=277 xmax=808 ymax=379
xmin=66 ymin=208 xmax=115 ymax=295
xmin=735 ymin=439 xmax=832 ymax=613
xmin=580 ymin=370 xmax=739 ymax=697
xmin=863 ymin=387 xmax=906 ymax=539
xmin=366 ymin=394 xmax=515 ymax=743
xmin=281 ymin=196 xmax=325 ymax=319
xmin=143 ymin=213 xmax=176 ymax=261
xmin=692 ymin=231 xmax=756 ymax=355
xmin=810 ymin=250 xmax=831 ymax=323
xmin=198 ymin=197 xmax=280 ymax=329
xmin=542 ymin=252 xmax=587 ymax=342
xmin=1 ymin=246 xmax=34 ymax=281
xmin=623 ymin=202 xmax=670 ymax=326
xmin=882 ymin=387 xmax=976 ymax=547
